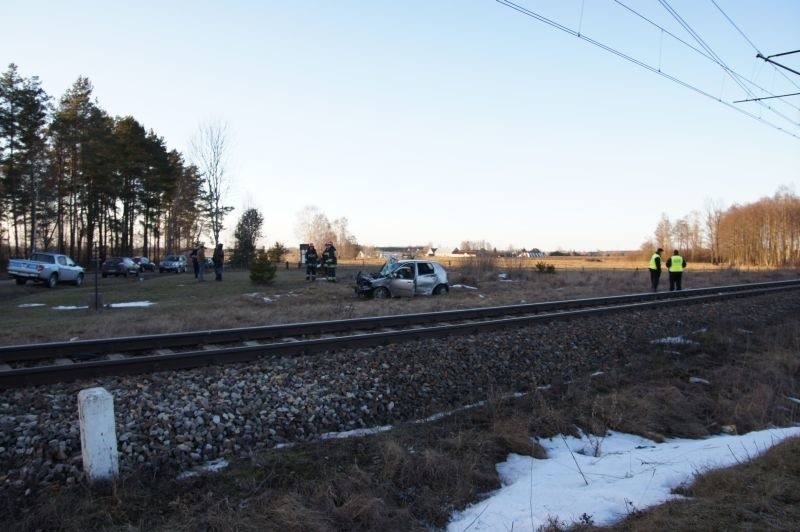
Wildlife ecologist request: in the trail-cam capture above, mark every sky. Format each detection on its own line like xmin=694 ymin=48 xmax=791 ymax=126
xmin=3 ymin=1 xmax=799 ymax=252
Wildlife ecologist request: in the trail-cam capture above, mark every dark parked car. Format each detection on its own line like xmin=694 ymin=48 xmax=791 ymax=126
xmin=132 ymin=256 xmax=156 ymax=272
xmin=355 ymin=258 xmax=449 ymax=299
xmin=101 ymin=257 xmax=140 ymax=278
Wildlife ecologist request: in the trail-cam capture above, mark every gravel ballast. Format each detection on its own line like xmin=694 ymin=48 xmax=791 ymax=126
xmin=1 ymin=292 xmax=797 ymax=495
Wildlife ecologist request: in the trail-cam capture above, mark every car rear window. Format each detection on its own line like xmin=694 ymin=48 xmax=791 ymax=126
xmin=418 ymin=262 xmax=435 ymax=275
xmin=31 ymin=253 xmax=55 ymax=263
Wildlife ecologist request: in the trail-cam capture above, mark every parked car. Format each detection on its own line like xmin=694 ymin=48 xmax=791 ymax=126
xmin=160 ymin=254 xmax=187 ymax=273
xmin=7 ymin=251 xmax=84 ymax=288
xmin=355 ymin=258 xmax=449 ymax=299
xmin=101 ymin=257 xmax=140 ymax=278
xmin=132 ymin=256 xmax=156 ymax=272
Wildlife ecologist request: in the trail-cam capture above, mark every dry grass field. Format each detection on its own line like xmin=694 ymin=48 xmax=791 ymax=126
xmin=1 ymin=256 xmax=794 ymax=345
xmin=2 ymin=258 xmax=799 ymax=530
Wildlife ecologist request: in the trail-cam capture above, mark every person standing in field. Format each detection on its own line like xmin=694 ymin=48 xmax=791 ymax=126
xmin=322 ymin=241 xmax=337 ymax=282
xmin=190 ymin=244 xmax=199 ymax=279
xmin=197 ymin=245 xmax=206 ymax=282
xmin=305 ymin=243 xmax=318 ymax=281
xmin=649 ymin=247 xmax=663 ymax=292
xmin=666 ymin=249 xmax=687 ymax=291
xmin=213 ymin=243 xmax=224 ymax=281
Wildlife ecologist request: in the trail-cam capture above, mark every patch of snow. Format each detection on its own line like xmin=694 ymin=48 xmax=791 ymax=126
xmin=18 ymin=303 xmax=46 ymax=308
xmin=447 ymin=427 xmax=800 ymax=531
xmin=451 ymin=284 xmax=478 ymax=290
xmin=52 ymin=306 xmax=89 ymax=310
xmin=177 ymin=458 xmax=229 ymax=480
xmin=651 ymin=336 xmax=697 ymax=345
xmin=108 ymin=301 xmax=155 ymax=308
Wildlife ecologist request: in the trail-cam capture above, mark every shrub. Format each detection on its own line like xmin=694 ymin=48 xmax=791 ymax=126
xmin=249 ymin=250 xmax=277 ymax=284
xmin=535 ymin=261 xmax=556 ymax=274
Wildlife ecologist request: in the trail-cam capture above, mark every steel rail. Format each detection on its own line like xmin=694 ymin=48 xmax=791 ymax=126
xmin=3 ymin=279 xmax=799 ymax=363
xmin=1 ymin=282 xmax=798 ymax=388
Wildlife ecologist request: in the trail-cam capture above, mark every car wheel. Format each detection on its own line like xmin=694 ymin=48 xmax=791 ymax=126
xmin=15 ymin=278 xmax=26 ymax=285
xmin=433 ymin=284 xmax=448 ymax=295
xmin=159 ymin=268 xmax=164 ymax=273
xmin=47 ymin=273 xmax=58 ymax=289
xmin=102 ymin=273 xmax=108 ymax=278
xmin=373 ymin=287 xmax=390 ymax=299
xmin=74 ymin=274 xmax=84 ymax=287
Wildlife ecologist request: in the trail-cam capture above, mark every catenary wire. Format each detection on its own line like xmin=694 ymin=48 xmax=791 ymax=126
xmin=711 ymin=0 xmax=800 ymax=92
xmin=657 ymin=0 xmax=798 ymax=124
xmin=492 ymin=0 xmax=800 ymax=139
xmin=612 ymin=0 xmax=800 ymax=114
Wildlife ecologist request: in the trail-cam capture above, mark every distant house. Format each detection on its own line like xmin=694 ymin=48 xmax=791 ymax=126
xmin=358 ymin=246 xmax=426 ymax=260
xmin=378 ymin=250 xmax=402 ymax=259
xmin=447 ymin=248 xmax=480 ymax=258
xmin=519 ymin=249 xmax=547 ymax=258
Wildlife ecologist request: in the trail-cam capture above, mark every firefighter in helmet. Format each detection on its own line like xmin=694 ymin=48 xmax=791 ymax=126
xmin=322 ymin=241 xmax=337 ymax=282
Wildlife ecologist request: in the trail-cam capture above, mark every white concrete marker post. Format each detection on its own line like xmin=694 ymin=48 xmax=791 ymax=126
xmin=78 ymin=387 xmax=119 ymax=483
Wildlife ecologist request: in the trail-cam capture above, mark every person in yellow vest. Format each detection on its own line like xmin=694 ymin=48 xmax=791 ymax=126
xmin=666 ymin=249 xmax=687 ymax=291
xmin=649 ymin=247 xmax=663 ymax=292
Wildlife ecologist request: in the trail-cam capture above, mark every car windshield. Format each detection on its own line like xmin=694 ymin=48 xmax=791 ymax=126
xmin=166 ymin=255 xmax=180 ymax=261
xmin=379 ymin=258 xmax=400 ymax=277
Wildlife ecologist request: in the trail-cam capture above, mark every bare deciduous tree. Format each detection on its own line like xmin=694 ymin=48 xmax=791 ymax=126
xmin=191 ymin=121 xmax=234 ymax=247
xmin=294 ymin=205 xmax=331 ymax=245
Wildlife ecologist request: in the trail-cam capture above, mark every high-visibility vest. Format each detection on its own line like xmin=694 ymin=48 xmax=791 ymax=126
xmin=649 ymin=253 xmax=660 ymax=270
xmin=669 ymin=255 xmax=684 ymax=272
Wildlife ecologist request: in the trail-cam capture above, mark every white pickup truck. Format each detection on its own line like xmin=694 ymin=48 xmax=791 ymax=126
xmin=7 ymin=252 xmax=85 ymax=288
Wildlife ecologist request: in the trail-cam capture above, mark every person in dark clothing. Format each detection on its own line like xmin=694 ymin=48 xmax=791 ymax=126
xmin=649 ymin=247 xmax=663 ymax=292
xmin=666 ymin=249 xmax=687 ymax=291
xmin=190 ymin=244 xmax=199 ymax=279
xmin=212 ymin=243 xmax=224 ymax=281
xmin=322 ymin=241 xmax=337 ymax=282
xmin=305 ymin=243 xmax=318 ymax=281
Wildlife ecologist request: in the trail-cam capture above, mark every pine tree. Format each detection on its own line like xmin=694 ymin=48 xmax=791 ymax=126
xmin=249 ymin=249 xmax=276 ymax=285
xmin=231 ymin=207 xmax=263 ymax=268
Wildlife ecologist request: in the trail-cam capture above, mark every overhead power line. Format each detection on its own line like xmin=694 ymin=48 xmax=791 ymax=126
xmin=611 ymin=0 xmax=800 ymax=115
xmin=734 ymin=92 xmax=800 ymax=104
xmin=757 ymin=52 xmax=800 ymax=78
xmin=710 ymin=0 xmax=800 ymax=91
xmin=492 ymin=0 xmax=800 ymax=139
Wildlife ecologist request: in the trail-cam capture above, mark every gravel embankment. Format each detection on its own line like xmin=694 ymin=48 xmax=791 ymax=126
xmin=1 ymin=292 xmax=797 ymax=494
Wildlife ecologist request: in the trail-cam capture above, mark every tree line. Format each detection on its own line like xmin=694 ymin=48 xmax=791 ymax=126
xmin=645 ymin=187 xmax=800 ymax=267
xmin=0 ymin=63 xmax=232 ymax=267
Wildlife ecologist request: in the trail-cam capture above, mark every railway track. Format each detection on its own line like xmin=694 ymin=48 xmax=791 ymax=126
xmin=2 ymin=279 xmax=799 ymax=388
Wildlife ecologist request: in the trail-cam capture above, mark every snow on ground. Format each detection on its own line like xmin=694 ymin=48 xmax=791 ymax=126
xmin=447 ymin=427 xmax=800 ymax=531
xmin=108 ymin=301 xmax=155 ymax=308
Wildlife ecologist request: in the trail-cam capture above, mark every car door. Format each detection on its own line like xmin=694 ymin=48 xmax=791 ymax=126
xmin=57 ymin=255 xmax=77 ymax=282
xmin=414 ymin=262 xmax=437 ymax=294
xmin=389 ymin=263 xmax=415 ymax=297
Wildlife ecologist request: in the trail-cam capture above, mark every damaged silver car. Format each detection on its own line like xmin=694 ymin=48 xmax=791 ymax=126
xmin=355 ymin=258 xmax=449 ymax=299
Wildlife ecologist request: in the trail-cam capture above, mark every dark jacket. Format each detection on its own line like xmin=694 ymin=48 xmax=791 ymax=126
xmin=306 ymin=247 xmax=318 ymax=265
xmin=322 ymin=245 xmax=337 ymax=266
xmin=212 ymin=245 xmax=224 ymax=267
